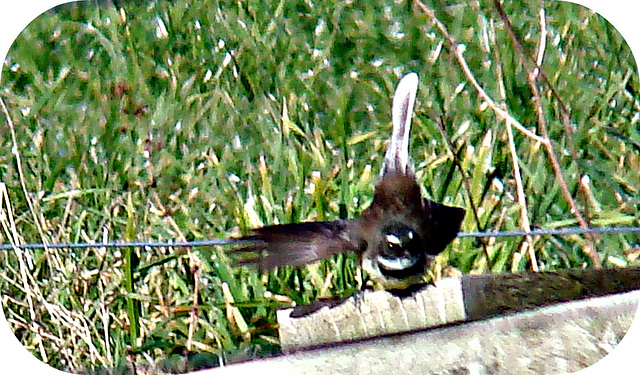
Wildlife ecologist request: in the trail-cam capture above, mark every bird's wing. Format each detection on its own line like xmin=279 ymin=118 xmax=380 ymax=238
xmin=422 ymin=199 xmax=466 ymax=255
xmin=231 ymin=220 xmax=360 ymax=270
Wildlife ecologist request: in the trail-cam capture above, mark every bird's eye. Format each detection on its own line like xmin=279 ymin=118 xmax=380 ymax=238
xmin=385 ymin=233 xmax=403 ymax=247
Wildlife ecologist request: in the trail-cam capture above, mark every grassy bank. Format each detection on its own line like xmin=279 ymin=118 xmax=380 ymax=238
xmin=1 ymin=0 xmax=639 ymax=372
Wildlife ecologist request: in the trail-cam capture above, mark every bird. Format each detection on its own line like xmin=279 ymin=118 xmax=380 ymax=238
xmin=232 ymin=73 xmax=465 ymax=292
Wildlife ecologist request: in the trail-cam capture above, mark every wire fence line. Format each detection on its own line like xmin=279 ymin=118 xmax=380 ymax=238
xmin=1 ymin=226 xmax=639 ymax=251
xmin=457 ymin=226 xmax=640 ymax=238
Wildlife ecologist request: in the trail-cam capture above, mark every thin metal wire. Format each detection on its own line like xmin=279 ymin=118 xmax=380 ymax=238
xmin=0 ymin=239 xmax=233 ymax=250
xmin=458 ymin=226 xmax=640 ymax=238
xmin=1 ymin=226 xmax=639 ymax=251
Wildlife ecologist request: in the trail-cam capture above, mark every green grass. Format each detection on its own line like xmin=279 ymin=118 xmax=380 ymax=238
xmin=1 ymin=0 xmax=639 ymax=372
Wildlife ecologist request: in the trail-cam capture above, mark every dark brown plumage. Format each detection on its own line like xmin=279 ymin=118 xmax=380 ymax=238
xmin=232 ymin=220 xmax=359 ymax=269
xmin=354 ymin=170 xmax=465 ymax=287
xmin=230 ymin=73 xmax=465 ymax=290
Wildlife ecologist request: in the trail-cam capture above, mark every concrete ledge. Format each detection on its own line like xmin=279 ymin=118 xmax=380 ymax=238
xmin=278 ymin=267 xmax=640 ymax=352
xmin=278 ymin=277 xmax=465 ymax=352
xmin=207 ymin=290 xmax=639 ymax=375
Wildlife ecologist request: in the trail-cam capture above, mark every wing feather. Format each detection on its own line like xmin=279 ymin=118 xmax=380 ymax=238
xmin=231 ymin=220 xmax=359 ymax=270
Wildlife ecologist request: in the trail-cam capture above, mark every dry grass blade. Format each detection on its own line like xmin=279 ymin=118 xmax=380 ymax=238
xmin=414 ymin=0 xmax=548 ymax=146
xmin=432 ymin=115 xmax=493 ymax=269
xmin=0 ymin=183 xmax=43 ymax=358
xmin=490 ymin=0 xmax=600 ymax=267
xmin=488 ymin=21 xmax=537 ymax=271
xmin=2 ymin=97 xmax=60 ymax=270
xmin=414 ymin=0 xmax=601 ymax=267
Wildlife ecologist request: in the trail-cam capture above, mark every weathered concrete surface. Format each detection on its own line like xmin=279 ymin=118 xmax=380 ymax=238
xmin=205 ymin=290 xmax=638 ymax=375
xmin=278 ymin=267 xmax=640 ymax=352
xmin=278 ymin=277 xmax=465 ymax=352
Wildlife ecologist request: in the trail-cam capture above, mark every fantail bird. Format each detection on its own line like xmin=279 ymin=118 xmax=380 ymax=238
xmin=232 ymin=73 xmax=465 ymax=290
